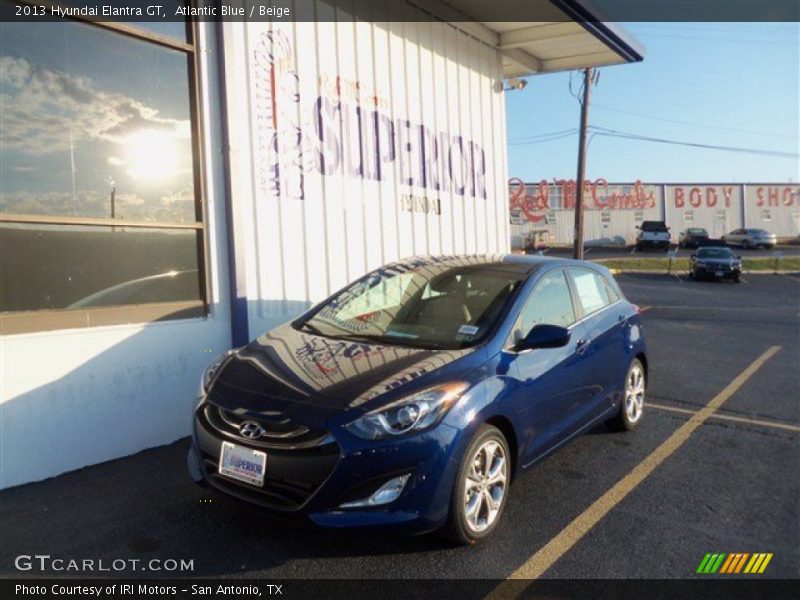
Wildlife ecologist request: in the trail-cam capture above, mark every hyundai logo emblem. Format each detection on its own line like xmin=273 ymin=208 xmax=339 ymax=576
xmin=239 ymin=420 xmax=266 ymax=440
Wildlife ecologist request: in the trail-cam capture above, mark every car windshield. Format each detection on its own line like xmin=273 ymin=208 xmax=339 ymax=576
xmin=641 ymin=221 xmax=667 ymax=231
xmin=687 ymin=228 xmax=707 ymax=235
xmin=297 ymin=261 xmax=523 ymax=350
xmin=751 ymin=229 xmax=769 ymax=235
xmin=697 ymin=248 xmax=734 ymax=259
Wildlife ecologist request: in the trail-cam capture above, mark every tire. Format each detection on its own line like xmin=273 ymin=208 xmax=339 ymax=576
xmin=444 ymin=424 xmax=511 ymax=545
xmin=607 ymin=358 xmax=645 ymax=432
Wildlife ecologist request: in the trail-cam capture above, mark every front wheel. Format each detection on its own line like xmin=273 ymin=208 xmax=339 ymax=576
xmin=444 ymin=424 xmax=510 ymax=545
xmin=607 ymin=359 xmax=645 ymax=431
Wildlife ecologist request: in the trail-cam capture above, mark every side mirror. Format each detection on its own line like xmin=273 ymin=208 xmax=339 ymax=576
xmin=515 ymin=324 xmax=571 ymax=352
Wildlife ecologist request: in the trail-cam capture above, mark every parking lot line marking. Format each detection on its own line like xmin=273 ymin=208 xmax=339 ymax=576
xmin=486 ymin=345 xmax=781 ymax=595
xmin=647 ymin=402 xmax=800 ymax=433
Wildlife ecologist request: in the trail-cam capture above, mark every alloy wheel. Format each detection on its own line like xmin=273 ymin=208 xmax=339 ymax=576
xmin=463 ymin=440 xmax=508 ymax=532
xmin=625 ymin=363 xmax=645 ymax=423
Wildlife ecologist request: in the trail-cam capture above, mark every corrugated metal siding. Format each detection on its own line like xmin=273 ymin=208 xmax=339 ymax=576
xmin=512 ymin=182 xmax=799 ymax=247
xmin=744 ymin=184 xmax=800 ymax=238
xmin=222 ymin=5 xmax=509 ymax=337
xmin=510 ymin=182 xmax=662 ymax=247
xmin=664 ymin=184 xmax=743 ymax=239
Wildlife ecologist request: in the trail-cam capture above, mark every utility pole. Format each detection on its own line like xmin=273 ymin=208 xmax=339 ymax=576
xmin=573 ymin=67 xmax=592 ymax=260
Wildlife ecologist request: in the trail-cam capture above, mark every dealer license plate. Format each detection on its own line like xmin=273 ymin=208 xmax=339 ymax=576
xmin=219 ymin=441 xmax=266 ymax=486
xmin=715 ymin=271 xmax=724 ymax=278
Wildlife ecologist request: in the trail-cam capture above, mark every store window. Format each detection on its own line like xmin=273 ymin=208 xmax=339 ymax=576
xmin=0 ymin=4 xmax=206 ymax=334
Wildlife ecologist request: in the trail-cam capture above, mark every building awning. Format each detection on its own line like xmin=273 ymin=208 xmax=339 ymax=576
xmin=416 ymin=0 xmax=645 ymax=76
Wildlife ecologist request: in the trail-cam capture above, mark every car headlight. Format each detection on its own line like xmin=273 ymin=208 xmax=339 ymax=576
xmin=198 ymin=349 xmax=239 ymax=397
xmin=344 ymin=382 xmax=470 ymax=440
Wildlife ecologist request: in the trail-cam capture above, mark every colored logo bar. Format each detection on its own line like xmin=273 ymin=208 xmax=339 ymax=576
xmin=696 ymin=553 xmax=773 ymax=574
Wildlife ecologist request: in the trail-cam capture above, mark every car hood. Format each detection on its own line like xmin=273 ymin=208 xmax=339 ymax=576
xmin=208 ymin=323 xmax=477 ymax=420
xmin=697 ymin=257 xmax=738 ymax=266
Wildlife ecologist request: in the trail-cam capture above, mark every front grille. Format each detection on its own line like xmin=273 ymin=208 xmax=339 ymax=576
xmin=195 ymin=403 xmax=340 ymax=511
xmin=203 ymin=404 xmax=331 ymax=449
xmin=200 ymin=450 xmax=337 ymax=510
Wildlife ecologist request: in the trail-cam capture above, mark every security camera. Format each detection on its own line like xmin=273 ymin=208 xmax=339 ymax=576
xmin=507 ymin=77 xmax=528 ymax=90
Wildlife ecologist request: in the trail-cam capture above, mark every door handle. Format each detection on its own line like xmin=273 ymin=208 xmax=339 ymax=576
xmin=575 ymin=338 xmax=590 ymax=355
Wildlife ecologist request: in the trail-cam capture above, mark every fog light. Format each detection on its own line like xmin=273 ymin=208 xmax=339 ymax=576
xmin=339 ymin=474 xmax=410 ymax=508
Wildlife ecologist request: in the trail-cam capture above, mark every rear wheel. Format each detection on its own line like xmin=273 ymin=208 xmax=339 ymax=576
xmin=607 ymin=359 xmax=645 ymax=432
xmin=444 ymin=425 xmax=510 ymax=545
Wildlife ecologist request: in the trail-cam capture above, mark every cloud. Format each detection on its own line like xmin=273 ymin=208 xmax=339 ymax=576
xmin=0 ymin=56 xmax=189 ymax=156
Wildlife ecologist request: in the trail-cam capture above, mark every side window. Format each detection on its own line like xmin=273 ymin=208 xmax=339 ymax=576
xmin=570 ymin=269 xmax=615 ymax=315
xmin=518 ymin=270 xmax=576 ymax=334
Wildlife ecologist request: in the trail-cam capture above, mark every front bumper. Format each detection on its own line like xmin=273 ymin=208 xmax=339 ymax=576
xmin=637 ymin=238 xmax=670 ymax=248
xmin=693 ymin=265 xmax=741 ymax=279
xmin=189 ymin=402 xmax=463 ymax=533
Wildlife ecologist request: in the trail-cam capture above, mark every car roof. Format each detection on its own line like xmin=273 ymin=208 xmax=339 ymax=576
xmin=385 ymin=254 xmax=603 ymax=278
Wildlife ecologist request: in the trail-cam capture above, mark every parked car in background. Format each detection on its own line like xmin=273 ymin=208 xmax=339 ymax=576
xmin=722 ymin=228 xmax=776 ymax=249
xmin=689 ymin=247 xmax=742 ymax=282
xmin=188 ymin=255 xmax=647 ymax=544
xmin=635 ymin=221 xmax=671 ymax=251
xmin=678 ymin=227 xmax=709 ymax=249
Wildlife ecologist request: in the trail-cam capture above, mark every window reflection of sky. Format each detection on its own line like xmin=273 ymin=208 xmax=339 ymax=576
xmin=0 ymin=19 xmax=196 ymax=222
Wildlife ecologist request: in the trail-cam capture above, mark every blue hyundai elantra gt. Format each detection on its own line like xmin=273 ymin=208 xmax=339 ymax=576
xmin=188 ymin=255 xmax=647 ymax=544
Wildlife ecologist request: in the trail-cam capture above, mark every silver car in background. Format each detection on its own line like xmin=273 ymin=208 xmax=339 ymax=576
xmin=722 ymin=228 xmax=777 ymax=249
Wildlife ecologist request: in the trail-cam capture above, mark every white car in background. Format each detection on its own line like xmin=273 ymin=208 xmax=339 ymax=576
xmin=722 ymin=228 xmax=777 ymax=249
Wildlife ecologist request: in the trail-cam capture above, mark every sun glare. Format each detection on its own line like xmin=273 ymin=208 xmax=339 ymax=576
xmin=123 ymin=129 xmax=181 ymax=181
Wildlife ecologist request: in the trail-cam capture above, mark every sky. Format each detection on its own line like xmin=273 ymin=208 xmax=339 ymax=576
xmin=0 ymin=19 xmax=195 ymax=222
xmin=505 ymin=22 xmax=800 ymax=184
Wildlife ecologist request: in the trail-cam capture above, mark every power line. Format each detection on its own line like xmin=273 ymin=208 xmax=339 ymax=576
xmin=507 ymin=130 xmax=578 ymax=146
xmin=588 ymin=126 xmax=799 ymax=158
xmin=508 ymin=128 xmax=577 ymax=143
xmin=592 ymin=103 xmax=799 ymax=139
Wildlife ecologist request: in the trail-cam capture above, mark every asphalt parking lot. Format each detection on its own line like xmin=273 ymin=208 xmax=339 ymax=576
xmin=1 ymin=273 xmax=798 ymax=580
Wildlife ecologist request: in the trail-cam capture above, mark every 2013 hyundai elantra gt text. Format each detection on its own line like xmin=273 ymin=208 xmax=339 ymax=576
xmin=188 ymin=255 xmax=647 ymax=544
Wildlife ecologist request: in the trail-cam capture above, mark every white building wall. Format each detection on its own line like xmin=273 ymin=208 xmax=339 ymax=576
xmin=744 ymin=184 xmax=800 ymax=238
xmin=665 ymin=184 xmax=743 ymax=240
xmin=221 ymin=6 xmax=510 ymax=339
xmin=512 ymin=181 xmax=799 ymax=247
xmin=510 ymin=181 xmax=662 ymax=247
xmin=0 ymin=23 xmax=231 ymax=490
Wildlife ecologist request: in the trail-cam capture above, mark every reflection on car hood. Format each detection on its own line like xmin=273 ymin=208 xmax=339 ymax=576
xmin=209 ymin=323 xmax=474 ymax=414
